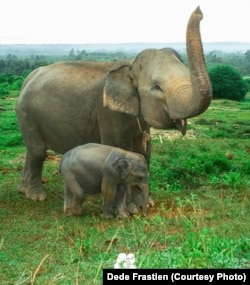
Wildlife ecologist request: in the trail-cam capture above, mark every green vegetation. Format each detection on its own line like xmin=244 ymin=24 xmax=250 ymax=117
xmin=205 ymin=49 xmax=250 ymax=75
xmin=0 ymin=46 xmax=250 ymax=283
xmin=0 ymin=90 xmax=249 ymax=284
xmin=244 ymin=77 xmax=250 ymax=92
xmin=0 ymin=54 xmax=50 ymax=75
xmin=1 ymin=47 xmax=250 ymax=100
xmin=209 ymin=65 xmax=248 ymax=101
xmin=0 ymin=47 xmax=250 ymax=78
xmin=0 ymin=73 xmax=31 ymax=97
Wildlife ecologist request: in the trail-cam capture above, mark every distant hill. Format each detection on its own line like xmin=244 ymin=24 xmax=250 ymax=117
xmin=0 ymin=42 xmax=249 ymax=56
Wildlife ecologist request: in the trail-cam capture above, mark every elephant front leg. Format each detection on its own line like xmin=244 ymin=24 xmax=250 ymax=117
xmin=113 ymin=183 xmax=129 ymax=218
xmin=124 ymin=184 xmax=139 ymax=215
xmin=129 ymin=185 xmax=152 ymax=214
xmin=18 ymin=151 xmax=47 ymax=201
xmin=102 ymin=179 xmax=128 ymax=219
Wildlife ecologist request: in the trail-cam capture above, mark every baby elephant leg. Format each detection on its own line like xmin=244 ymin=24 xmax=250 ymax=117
xmin=102 ymin=178 xmax=128 ymax=219
xmin=64 ymin=178 xmax=85 ymax=216
xmin=113 ymin=183 xmax=129 ymax=218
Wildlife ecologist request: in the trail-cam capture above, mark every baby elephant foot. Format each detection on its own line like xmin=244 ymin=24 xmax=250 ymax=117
xmin=64 ymin=205 xmax=84 ymax=216
xmin=103 ymin=212 xmax=114 ymax=219
xmin=126 ymin=202 xmax=139 ymax=215
xmin=116 ymin=211 xmax=129 ymax=219
xmin=103 ymin=210 xmax=129 ymax=219
xmin=18 ymin=185 xmax=26 ymax=195
xmin=104 ymin=208 xmax=129 ymax=219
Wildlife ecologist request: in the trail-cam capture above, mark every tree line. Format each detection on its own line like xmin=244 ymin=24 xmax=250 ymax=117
xmin=0 ymin=49 xmax=250 ymax=75
xmin=0 ymin=49 xmax=250 ymax=100
xmin=0 ymin=50 xmax=134 ymax=76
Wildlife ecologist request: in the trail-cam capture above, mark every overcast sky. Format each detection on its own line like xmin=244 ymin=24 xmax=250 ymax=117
xmin=0 ymin=0 xmax=249 ymax=44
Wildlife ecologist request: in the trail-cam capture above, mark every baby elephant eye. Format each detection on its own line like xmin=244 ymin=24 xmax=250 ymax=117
xmin=136 ymin=176 xmax=143 ymax=182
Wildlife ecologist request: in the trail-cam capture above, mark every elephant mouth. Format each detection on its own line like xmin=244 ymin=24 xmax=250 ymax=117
xmin=173 ymin=119 xmax=187 ymax=135
xmin=162 ymin=104 xmax=187 ymax=135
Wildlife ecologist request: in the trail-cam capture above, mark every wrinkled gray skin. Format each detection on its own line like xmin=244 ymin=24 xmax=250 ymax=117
xmin=16 ymin=7 xmax=212 ymax=212
xmin=60 ymin=143 xmax=149 ymax=218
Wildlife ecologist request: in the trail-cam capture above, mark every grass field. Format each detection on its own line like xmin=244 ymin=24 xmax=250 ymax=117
xmin=0 ymin=92 xmax=250 ymax=284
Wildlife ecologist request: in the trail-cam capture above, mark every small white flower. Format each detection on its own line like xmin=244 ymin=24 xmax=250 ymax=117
xmin=114 ymin=253 xmax=136 ymax=269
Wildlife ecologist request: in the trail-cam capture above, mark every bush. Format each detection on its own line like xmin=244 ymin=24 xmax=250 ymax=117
xmin=0 ymin=82 xmax=10 ymax=96
xmin=209 ymin=65 xmax=248 ymax=101
xmin=0 ymin=73 xmax=25 ymax=94
xmin=244 ymin=77 xmax=250 ymax=91
xmin=0 ymin=88 xmax=9 ymax=94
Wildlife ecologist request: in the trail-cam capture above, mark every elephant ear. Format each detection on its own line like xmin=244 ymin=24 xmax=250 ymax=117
xmin=112 ymin=158 xmax=130 ymax=180
xmin=103 ymin=63 xmax=139 ymax=116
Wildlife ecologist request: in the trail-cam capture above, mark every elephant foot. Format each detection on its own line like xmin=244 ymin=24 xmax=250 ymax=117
xmin=20 ymin=187 xmax=47 ymax=201
xmin=103 ymin=212 xmax=115 ymax=219
xmin=27 ymin=192 xmax=47 ymax=201
xmin=64 ymin=208 xmax=74 ymax=216
xmin=18 ymin=186 xmax=26 ymax=194
xmin=108 ymin=207 xmax=130 ymax=219
xmin=64 ymin=206 xmax=84 ymax=216
xmin=126 ymin=195 xmax=154 ymax=215
xmin=116 ymin=211 xmax=129 ymax=219
xmin=126 ymin=202 xmax=139 ymax=215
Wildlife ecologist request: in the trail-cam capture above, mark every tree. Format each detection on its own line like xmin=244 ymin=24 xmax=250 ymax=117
xmin=68 ymin=48 xmax=75 ymax=60
xmin=244 ymin=49 xmax=250 ymax=74
xmin=208 ymin=65 xmax=248 ymax=101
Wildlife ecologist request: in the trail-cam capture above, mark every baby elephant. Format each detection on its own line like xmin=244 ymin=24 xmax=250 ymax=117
xmin=59 ymin=143 xmax=149 ymax=218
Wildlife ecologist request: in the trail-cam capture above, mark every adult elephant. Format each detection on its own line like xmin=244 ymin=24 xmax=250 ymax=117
xmin=16 ymin=7 xmax=212 ymax=211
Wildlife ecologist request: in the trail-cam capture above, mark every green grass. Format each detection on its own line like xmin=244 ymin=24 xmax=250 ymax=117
xmin=189 ymin=97 xmax=250 ymax=139
xmin=0 ymin=92 xmax=250 ymax=284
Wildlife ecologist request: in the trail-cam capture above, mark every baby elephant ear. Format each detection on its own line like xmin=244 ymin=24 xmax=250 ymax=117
xmin=112 ymin=158 xmax=130 ymax=179
xmin=103 ymin=63 xmax=139 ymax=116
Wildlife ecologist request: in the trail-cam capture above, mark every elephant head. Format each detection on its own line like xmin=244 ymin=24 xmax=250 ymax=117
xmin=112 ymin=155 xmax=149 ymax=213
xmin=103 ymin=7 xmax=212 ymax=135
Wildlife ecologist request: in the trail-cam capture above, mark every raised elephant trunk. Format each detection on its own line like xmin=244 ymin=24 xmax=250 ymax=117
xmin=185 ymin=6 xmax=212 ymax=118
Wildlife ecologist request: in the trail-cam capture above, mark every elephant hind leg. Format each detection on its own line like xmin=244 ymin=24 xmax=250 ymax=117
xmin=17 ymin=114 xmax=48 ymax=201
xmin=63 ymin=178 xmax=85 ymax=216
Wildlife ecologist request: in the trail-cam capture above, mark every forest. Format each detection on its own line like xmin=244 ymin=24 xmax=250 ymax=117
xmin=0 ymin=47 xmax=250 ymax=96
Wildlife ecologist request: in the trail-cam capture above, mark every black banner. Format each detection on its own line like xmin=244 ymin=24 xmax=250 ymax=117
xmin=103 ymin=269 xmax=249 ymax=284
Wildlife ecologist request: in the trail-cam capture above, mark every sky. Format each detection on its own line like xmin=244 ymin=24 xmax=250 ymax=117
xmin=0 ymin=0 xmax=249 ymax=44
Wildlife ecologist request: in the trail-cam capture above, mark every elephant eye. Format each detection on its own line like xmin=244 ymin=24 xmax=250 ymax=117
xmin=136 ymin=176 xmax=143 ymax=182
xmin=154 ymin=85 xmax=162 ymax=91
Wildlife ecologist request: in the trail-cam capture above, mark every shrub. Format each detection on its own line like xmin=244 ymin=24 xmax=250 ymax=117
xmin=0 ymin=88 xmax=9 ymax=96
xmin=0 ymin=83 xmax=10 ymax=96
xmin=209 ymin=65 xmax=248 ymax=101
xmin=244 ymin=77 xmax=250 ymax=92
